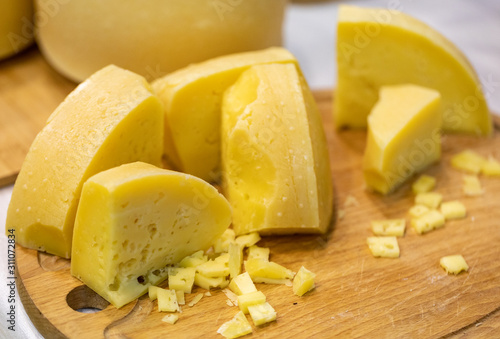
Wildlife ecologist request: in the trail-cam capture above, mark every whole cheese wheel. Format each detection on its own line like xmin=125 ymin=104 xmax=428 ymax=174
xmin=0 ymin=0 xmax=34 ymax=59
xmin=34 ymin=0 xmax=287 ymax=82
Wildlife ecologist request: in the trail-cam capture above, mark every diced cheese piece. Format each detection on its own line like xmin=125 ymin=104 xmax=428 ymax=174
xmin=247 ymin=245 xmax=270 ymax=261
xmin=411 ymin=210 xmax=445 ymax=235
xmin=237 ymin=291 xmax=266 ymax=314
xmin=370 ymin=219 xmax=406 ymax=237
xmin=70 ymin=162 xmax=232 ymax=308
xmin=482 ymin=156 xmax=500 ymax=176
xmin=412 ymin=175 xmax=436 ymax=194
xmin=235 ymin=232 xmax=261 ymax=248
xmin=244 ymin=259 xmax=294 ymax=280
xmin=194 ymin=273 xmax=229 ymax=290
xmin=169 ymin=267 xmax=196 ymax=294
xmin=440 ymin=201 xmax=467 ymax=220
xmin=366 ymin=237 xmax=400 ymax=258
xmin=148 ymin=286 xmax=161 ymax=301
xmin=179 ymin=250 xmax=208 ymax=268
xmin=214 ymin=229 xmax=236 ymax=253
xmin=292 ymin=266 xmax=316 ymax=297
xmin=363 ymin=84 xmax=441 ymax=194
xmin=408 ymin=205 xmax=430 ymax=218
xmin=196 ymin=258 xmax=230 ymax=278
xmin=440 ymin=255 xmax=469 ymax=275
xmin=248 ymin=302 xmax=277 ymax=326
xmin=175 ymin=290 xmax=185 ymax=306
xmin=415 ymin=192 xmax=443 ymax=209
xmin=229 ymin=273 xmax=258 ymax=296
xmin=229 ymin=243 xmax=243 ymax=279
xmin=6 ymin=65 xmax=164 ymax=258
xmin=222 ymin=63 xmax=333 ymax=235
xmin=152 ymin=47 xmax=297 ymax=180
xmin=451 ymin=150 xmax=486 ymax=174
xmin=217 ymin=311 xmax=253 ymax=339
xmin=157 ymin=289 xmax=179 ymax=313
xmin=0 ymin=0 xmax=34 ymax=59
xmin=161 ymin=314 xmax=179 ymax=325
xmin=463 ymin=175 xmax=484 ymax=196
xmin=188 ymin=293 xmax=204 ymax=307
xmin=335 ymin=5 xmax=492 ymax=135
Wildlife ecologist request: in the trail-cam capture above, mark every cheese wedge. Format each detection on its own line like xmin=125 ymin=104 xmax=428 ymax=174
xmin=221 ymin=63 xmax=333 ymax=235
xmin=335 ymin=5 xmax=492 ymax=135
xmin=151 ymin=47 xmax=297 ymax=181
xmin=71 ymin=162 xmax=232 ymax=308
xmin=0 ymin=0 xmax=34 ymax=59
xmin=363 ymin=84 xmax=441 ymax=194
xmin=6 ymin=65 xmax=163 ymax=258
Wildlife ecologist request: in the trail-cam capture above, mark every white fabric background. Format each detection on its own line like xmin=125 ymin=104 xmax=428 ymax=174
xmin=1 ymin=1 xmax=499 ymax=338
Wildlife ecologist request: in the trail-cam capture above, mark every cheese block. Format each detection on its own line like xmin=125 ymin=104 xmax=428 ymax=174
xmin=363 ymin=84 xmax=441 ymax=194
xmin=34 ymin=0 xmax=286 ymax=83
xmin=221 ymin=63 xmax=333 ymax=235
xmin=71 ymin=162 xmax=232 ymax=308
xmin=151 ymin=47 xmax=297 ymax=181
xmin=335 ymin=5 xmax=492 ymax=135
xmin=5 ymin=65 xmax=163 ymax=258
xmin=0 ymin=0 xmax=34 ymax=59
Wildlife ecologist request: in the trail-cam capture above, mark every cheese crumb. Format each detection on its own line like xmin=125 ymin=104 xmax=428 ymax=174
xmin=161 ymin=314 xmax=179 ymax=325
xmin=481 ymin=156 xmax=500 ymax=176
xmin=440 ymin=201 xmax=467 ymax=220
xmin=292 ymin=266 xmax=316 ymax=296
xmin=408 ymin=204 xmax=430 ymax=218
xmin=412 ymin=174 xmax=436 ymax=194
xmin=411 ymin=210 xmax=445 ymax=234
xmin=371 ymin=219 xmax=406 ymax=237
xmin=366 ymin=237 xmax=400 ymax=258
xmin=415 ymin=192 xmax=443 ymax=209
xmin=222 ymin=288 xmax=239 ymax=306
xmin=188 ymin=293 xmax=204 ymax=307
xmin=463 ymin=175 xmax=484 ymax=196
xmin=248 ymin=302 xmax=277 ymax=326
xmin=440 ymin=255 xmax=469 ymax=275
xmin=451 ymin=150 xmax=486 ymax=174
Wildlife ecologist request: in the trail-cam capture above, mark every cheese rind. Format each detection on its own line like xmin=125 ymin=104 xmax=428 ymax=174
xmin=6 ymin=65 xmax=163 ymax=258
xmin=70 ymin=162 xmax=232 ymax=308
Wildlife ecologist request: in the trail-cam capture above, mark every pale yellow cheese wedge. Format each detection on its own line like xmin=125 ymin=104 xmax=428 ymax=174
xmin=217 ymin=311 xmax=253 ymax=339
xmin=229 ymin=272 xmax=258 ymax=296
xmin=70 ymin=162 xmax=232 ymax=308
xmin=6 ymin=65 xmax=163 ymax=258
xmin=335 ymin=5 xmax=492 ymax=135
xmin=0 ymin=0 xmax=34 ymax=59
xmin=152 ymin=47 xmax=297 ymax=180
xmin=363 ymin=84 xmax=441 ymax=194
xmin=221 ymin=63 xmax=333 ymax=235
xmin=292 ymin=266 xmax=316 ymax=297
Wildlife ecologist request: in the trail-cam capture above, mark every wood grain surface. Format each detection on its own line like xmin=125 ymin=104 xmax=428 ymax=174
xmin=14 ymin=83 xmax=500 ymax=338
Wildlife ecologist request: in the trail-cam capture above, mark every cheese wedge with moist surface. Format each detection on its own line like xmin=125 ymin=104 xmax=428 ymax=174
xmin=6 ymin=65 xmax=163 ymax=258
xmin=363 ymin=84 xmax=441 ymax=194
xmin=152 ymin=47 xmax=297 ymax=181
xmin=70 ymin=162 xmax=232 ymax=308
xmin=221 ymin=63 xmax=333 ymax=235
xmin=335 ymin=5 xmax=492 ymax=135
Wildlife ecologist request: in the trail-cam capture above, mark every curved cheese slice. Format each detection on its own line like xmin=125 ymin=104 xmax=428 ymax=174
xmin=71 ymin=162 xmax=232 ymax=308
xmin=221 ymin=63 xmax=333 ymax=235
xmin=335 ymin=5 xmax=492 ymax=135
xmin=152 ymin=47 xmax=297 ymax=181
xmin=6 ymin=65 xmax=163 ymax=258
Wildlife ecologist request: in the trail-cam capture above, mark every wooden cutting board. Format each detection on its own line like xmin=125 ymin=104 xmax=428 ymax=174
xmin=13 ymin=76 xmax=500 ymax=337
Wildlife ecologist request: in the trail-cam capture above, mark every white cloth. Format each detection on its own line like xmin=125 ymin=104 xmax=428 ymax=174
xmin=1 ymin=1 xmax=499 ymax=337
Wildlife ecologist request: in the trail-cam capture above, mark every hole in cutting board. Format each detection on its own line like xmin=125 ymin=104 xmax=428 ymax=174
xmin=66 ymin=285 xmax=110 ymax=313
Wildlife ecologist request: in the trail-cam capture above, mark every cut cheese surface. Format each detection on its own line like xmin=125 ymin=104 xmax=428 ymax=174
xmin=6 ymin=65 xmax=163 ymax=258
xmin=221 ymin=63 xmax=333 ymax=235
xmin=335 ymin=5 xmax=492 ymax=135
xmin=152 ymin=47 xmax=297 ymax=181
xmin=70 ymin=162 xmax=232 ymax=308
xmin=363 ymin=84 xmax=441 ymax=194
xmin=0 ymin=0 xmax=34 ymax=59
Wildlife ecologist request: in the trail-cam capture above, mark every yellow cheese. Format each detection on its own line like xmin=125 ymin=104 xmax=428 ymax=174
xmin=70 ymin=162 xmax=232 ymax=308
xmin=440 ymin=201 xmax=467 ymax=220
xmin=292 ymin=266 xmax=316 ymax=297
xmin=6 ymin=65 xmax=163 ymax=258
xmin=451 ymin=150 xmax=486 ymax=174
xmin=237 ymin=291 xmax=266 ymax=314
xmin=229 ymin=243 xmax=243 ymax=279
xmin=194 ymin=273 xmax=229 ymax=291
xmin=148 ymin=286 xmax=161 ymax=301
xmin=363 ymin=84 xmax=441 ymax=194
xmin=248 ymin=302 xmax=277 ymax=326
xmin=440 ymin=255 xmax=469 ymax=275
xmin=229 ymin=272 xmax=258 ymax=296
xmin=482 ymin=157 xmax=500 ymax=176
xmin=222 ymin=63 xmax=333 ymax=235
xmin=408 ymin=205 xmax=430 ymax=218
xmin=244 ymin=259 xmax=294 ymax=281
xmin=415 ymin=192 xmax=443 ymax=209
xmin=152 ymin=47 xmax=297 ymax=179
xmin=157 ymin=288 xmax=179 ymax=313
xmin=168 ymin=267 xmax=196 ymax=294
xmin=35 ymin=0 xmax=286 ymax=83
xmin=366 ymin=237 xmax=400 ymax=258
xmin=214 ymin=228 xmax=236 ymax=254
xmin=412 ymin=175 xmax=437 ymax=194
xmin=196 ymin=256 xmax=230 ymax=278
xmin=234 ymin=232 xmax=261 ymax=249
xmin=188 ymin=293 xmax=204 ymax=307
xmin=161 ymin=314 xmax=179 ymax=325
xmin=335 ymin=5 xmax=492 ymax=135
xmin=217 ymin=311 xmax=253 ymax=339
xmin=175 ymin=290 xmax=185 ymax=306
xmin=178 ymin=250 xmax=208 ymax=268
xmin=411 ymin=210 xmax=445 ymax=234
xmin=370 ymin=219 xmax=406 ymax=237
xmin=0 ymin=0 xmax=34 ymax=59
xmin=247 ymin=245 xmax=270 ymax=261
xmin=463 ymin=175 xmax=484 ymax=196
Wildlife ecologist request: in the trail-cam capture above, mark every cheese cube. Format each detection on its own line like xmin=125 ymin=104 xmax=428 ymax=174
xmin=222 ymin=63 xmax=333 ymax=235
xmin=370 ymin=219 xmax=406 ymax=237
xmin=217 ymin=311 xmax=253 ymax=339
xmin=152 ymin=47 xmax=297 ymax=180
xmin=178 ymin=250 xmax=208 ymax=268
xmin=362 ymin=85 xmax=441 ymax=194
xmin=234 ymin=232 xmax=261 ymax=249
xmin=247 ymin=245 xmax=270 ymax=261
xmin=175 ymin=290 xmax=185 ymax=306
xmin=415 ymin=192 xmax=443 ymax=209
xmin=229 ymin=243 xmax=243 ymax=279
xmin=244 ymin=259 xmax=294 ymax=280
xmin=408 ymin=205 xmax=430 ymax=218
xmin=229 ymin=272 xmax=258 ymax=296
xmin=451 ymin=150 xmax=486 ymax=174
xmin=463 ymin=175 xmax=484 ymax=196
xmin=148 ymin=286 xmax=161 ymax=301
xmin=440 ymin=255 xmax=469 ymax=275
xmin=367 ymin=237 xmax=400 ymax=258
xmin=168 ymin=267 xmax=196 ymax=294
xmin=237 ymin=291 xmax=266 ymax=314
xmin=440 ymin=201 xmax=467 ymax=220
xmin=411 ymin=210 xmax=445 ymax=235
xmin=194 ymin=273 xmax=229 ymax=290
xmin=292 ymin=266 xmax=316 ymax=297
xmin=214 ymin=229 xmax=236 ymax=253
xmin=70 ymin=162 xmax=232 ymax=308
xmin=196 ymin=258 xmax=230 ymax=278
xmin=161 ymin=314 xmax=179 ymax=325
xmin=248 ymin=302 xmax=277 ymax=326
xmin=6 ymin=65 xmax=163 ymax=258
xmin=482 ymin=156 xmax=500 ymax=176
xmin=412 ymin=175 xmax=436 ymax=194
xmin=157 ymin=289 xmax=179 ymax=313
